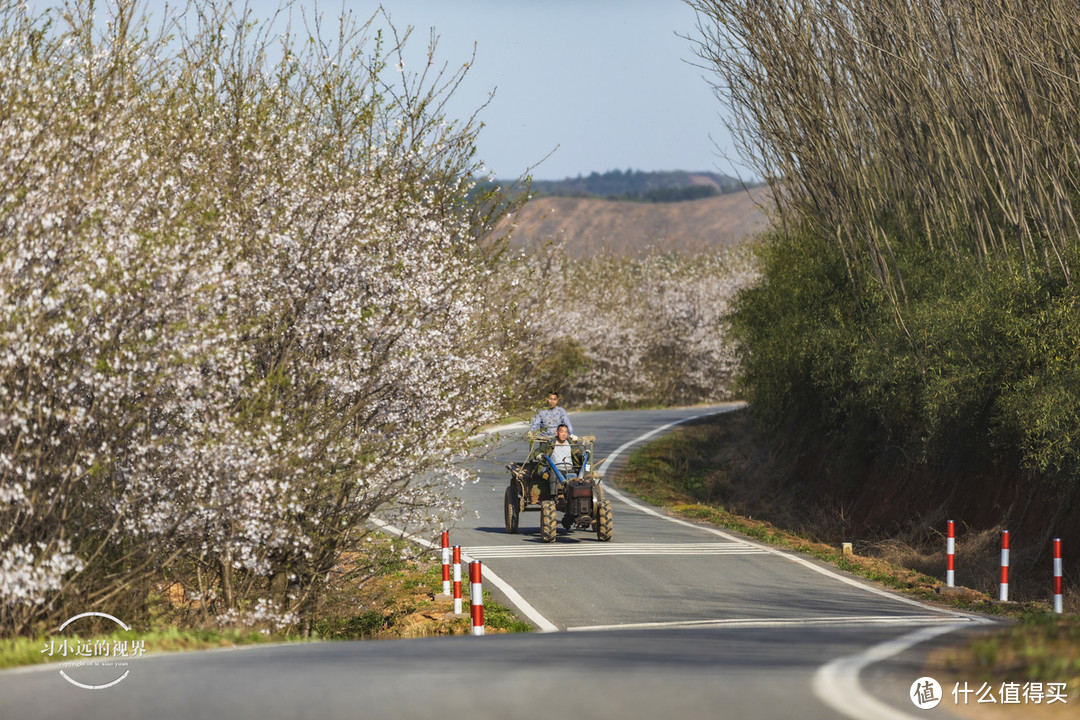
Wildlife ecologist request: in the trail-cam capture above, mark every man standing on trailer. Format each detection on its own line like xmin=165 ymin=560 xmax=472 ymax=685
xmin=530 ymin=391 xmax=573 ymax=437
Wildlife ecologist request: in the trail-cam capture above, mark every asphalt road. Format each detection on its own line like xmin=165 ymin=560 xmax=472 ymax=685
xmin=457 ymin=406 xmax=958 ymax=634
xmin=0 ymin=405 xmax=1000 ymax=720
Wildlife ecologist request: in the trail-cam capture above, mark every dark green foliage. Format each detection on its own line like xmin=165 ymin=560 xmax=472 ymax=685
xmin=515 ymin=336 xmax=593 ymax=401
xmin=695 ymin=0 xmax=1080 ymax=574
xmin=638 ymin=185 xmax=720 ymax=203
xmin=532 ymin=169 xmax=735 ymax=199
xmin=316 ymin=610 xmax=387 ymax=639
xmin=729 ymin=227 xmax=1080 ymax=491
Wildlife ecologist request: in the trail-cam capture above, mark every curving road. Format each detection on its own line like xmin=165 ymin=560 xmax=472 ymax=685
xmin=0 ymin=405 xmax=995 ymax=719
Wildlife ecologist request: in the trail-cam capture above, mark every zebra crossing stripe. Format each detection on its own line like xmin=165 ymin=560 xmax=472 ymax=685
xmin=466 ymin=542 xmax=769 ymax=559
xmin=569 ymin=614 xmax=974 ymax=633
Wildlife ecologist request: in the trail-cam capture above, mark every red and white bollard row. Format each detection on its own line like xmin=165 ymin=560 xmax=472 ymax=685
xmin=946 ymin=523 xmax=1064 ymax=612
xmin=438 ymin=532 xmax=484 ymax=633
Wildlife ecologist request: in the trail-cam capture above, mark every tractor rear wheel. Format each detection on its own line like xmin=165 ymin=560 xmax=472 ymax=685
xmin=540 ymin=500 xmax=557 ymax=543
xmin=596 ymin=498 xmax=613 ymax=541
xmin=504 ymin=487 xmax=519 ymax=534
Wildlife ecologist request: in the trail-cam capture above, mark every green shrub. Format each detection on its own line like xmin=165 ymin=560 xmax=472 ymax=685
xmin=729 ymin=225 xmax=1080 ymax=495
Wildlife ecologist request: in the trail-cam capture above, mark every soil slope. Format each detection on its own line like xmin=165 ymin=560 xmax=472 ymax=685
xmin=501 ymin=185 xmax=770 ymax=257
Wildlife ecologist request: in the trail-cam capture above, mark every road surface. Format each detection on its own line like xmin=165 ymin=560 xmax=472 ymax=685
xmin=0 ymin=405 xmax=997 ymax=719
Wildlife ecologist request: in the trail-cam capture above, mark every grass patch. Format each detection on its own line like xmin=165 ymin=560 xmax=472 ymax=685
xmin=969 ymin=615 xmax=1080 ymax=684
xmin=0 ymin=627 xmax=292 ymax=670
xmin=2 ymin=535 xmax=530 ymax=671
xmin=313 ymin=545 xmax=532 ymax=640
xmin=482 ymin=589 xmax=534 ymax=633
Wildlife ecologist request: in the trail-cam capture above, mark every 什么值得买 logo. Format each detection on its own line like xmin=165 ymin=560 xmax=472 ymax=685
xmin=910 ymin=676 xmax=942 ymax=709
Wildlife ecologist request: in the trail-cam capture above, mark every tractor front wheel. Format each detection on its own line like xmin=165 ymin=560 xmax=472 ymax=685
xmin=540 ymin=500 xmax=557 ymax=543
xmin=595 ymin=498 xmax=613 ymax=541
xmin=504 ymin=487 xmax=519 ymax=534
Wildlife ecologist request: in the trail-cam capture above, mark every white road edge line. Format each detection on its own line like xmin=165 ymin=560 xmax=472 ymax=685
xmin=591 ymin=405 xmax=996 ymax=720
xmin=812 ymin=623 xmax=971 ymax=720
xmin=368 ymin=413 xmax=728 ymax=633
xmin=603 ymin=482 xmax=979 ymax=617
xmin=368 ymin=517 xmax=560 ymax=633
xmin=468 ymin=421 xmax=527 ymax=443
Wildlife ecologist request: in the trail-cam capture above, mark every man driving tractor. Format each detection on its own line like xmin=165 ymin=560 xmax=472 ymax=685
xmin=543 ymin=423 xmax=582 ymax=477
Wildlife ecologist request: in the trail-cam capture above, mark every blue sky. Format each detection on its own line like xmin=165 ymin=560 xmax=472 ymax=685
xmin=27 ymin=1 xmax=741 ymax=181
xmin=370 ymin=0 xmax=740 ymax=181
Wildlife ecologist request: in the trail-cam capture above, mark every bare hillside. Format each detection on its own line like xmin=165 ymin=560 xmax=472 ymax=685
xmin=501 ymin=185 xmax=770 ymax=257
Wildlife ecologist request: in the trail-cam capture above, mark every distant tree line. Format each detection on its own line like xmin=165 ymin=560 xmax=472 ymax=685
xmin=636 ymin=185 xmax=720 ymax=203
xmin=477 ymin=169 xmax=750 ymax=203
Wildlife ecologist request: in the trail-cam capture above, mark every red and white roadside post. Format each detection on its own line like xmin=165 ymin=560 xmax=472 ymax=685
xmin=1053 ymin=538 xmax=1063 ymax=614
xmin=946 ymin=520 xmax=955 ymax=588
xmin=453 ymin=546 xmax=463 ymax=615
xmin=999 ymin=530 xmax=1010 ymax=602
xmin=470 ymin=560 xmax=485 ymax=636
xmin=441 ymin=531 xmax=451 ymax=596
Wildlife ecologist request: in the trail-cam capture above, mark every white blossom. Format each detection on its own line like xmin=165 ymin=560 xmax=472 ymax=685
xmin=0 ymin=0 xmax=510 ymax=635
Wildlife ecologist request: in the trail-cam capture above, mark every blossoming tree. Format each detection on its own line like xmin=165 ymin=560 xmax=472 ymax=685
xmin=509 ymin=245 xmax=757 ymax=409
xmin=0 ymin=0 xmax=515 ymax=635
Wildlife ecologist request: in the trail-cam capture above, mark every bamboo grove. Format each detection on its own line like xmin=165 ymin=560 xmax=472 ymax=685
xmin=691 ymin=0 xmax=1080 ymax=295
xmin=690 ymin=0 xmax=1080 ymax=538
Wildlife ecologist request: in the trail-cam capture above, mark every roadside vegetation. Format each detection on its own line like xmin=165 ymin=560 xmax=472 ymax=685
xmin=506 ymin=244 xmax=757 ymax=409
xmin=0 ymin=0 xmax=527 ymax=640
xmin=0 ymin=532 xmax=529 ymax=670
xmin=0 ymin=0 xmax=756 ymax=644
xmin=688 ymin=0 xmax=1080 ymax=599
xmin=312 ymin=538 xmax=532 ymax=640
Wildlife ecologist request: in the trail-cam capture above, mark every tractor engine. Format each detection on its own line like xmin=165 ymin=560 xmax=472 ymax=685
xmin=565 ymin=479 xmax=593 ymax=520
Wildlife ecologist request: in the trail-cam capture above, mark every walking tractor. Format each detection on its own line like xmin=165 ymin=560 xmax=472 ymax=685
xmin=504 ymin=433 xmax=613 ymax=542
